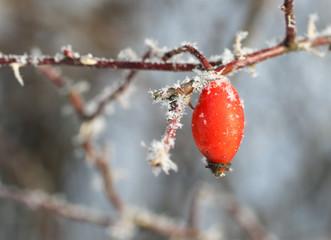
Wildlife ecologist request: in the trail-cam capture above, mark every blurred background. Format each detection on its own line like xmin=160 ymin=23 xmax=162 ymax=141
xmin=0 ymin=0 xmax=330 ymax=239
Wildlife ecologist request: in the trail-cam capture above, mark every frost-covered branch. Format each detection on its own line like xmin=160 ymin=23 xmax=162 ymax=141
xmin=82 ymin=137 xmax=124 ymax=211
xmin=142 ymin=96 xmax=187 ymax=175
xmin=0 ymin=50 xmax=220 ymax=72
xmin=162 ymin=44 xmax=213 ymax=70
xmin=154 ymin=35 xmax=331 ymax=101
xmin=0 ymin=185 xmax=113 ymax=226
xmin=39 ymin=63 xmax=138 ymax=121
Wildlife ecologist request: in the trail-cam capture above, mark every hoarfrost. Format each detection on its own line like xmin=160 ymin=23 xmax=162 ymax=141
xmin=265 ymin=38 xmax=280 ymax=48
xmin=234 ymin=31 xmax=255 ymax=58
xmin=142 ymin=140 xmax=178 ymax=176
xmin=106 ymin=215 xmax=136 ymax=240
xmin=130 ymin=206 xmax=180 ymax=231
xmin=30 ymin=48 xmax=42 ymax=66
xmin=221 ymin=48 xmax=235 ymax=64
xmin=192 ymin=69 xmax=227 ymax=93
xmin=117 ymin=48 xmax=138 ymax=61
xmin=224 ymin=84 xmax=236 ymax=102
xmin=145 ymin=38 xmax=169 ymax=55
xmin=54 ymin=53 xmax=64 ymax=62
xmin=209 ymin=54 xmax=223 ymax=62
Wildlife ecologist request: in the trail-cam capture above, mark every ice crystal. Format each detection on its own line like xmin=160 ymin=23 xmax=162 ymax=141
xmin=142 ymin=140 xmax=178 ymax=176
xmin=192 ymin=70 xmax=227 ymax=93
xmin=224 ymin=84 xmax=236 ymax=102
xmin=145 ymin=38 xmax=169 ymax=54
xmin=106 ymin=215 xmax=136 ymax=240
xmin=117 ymin=48 xmax=138 ymax=61
xmin=209 ymin=54 xmax=223 ymax=62
xmin=54 ymin=53 xmax=64 ymax=62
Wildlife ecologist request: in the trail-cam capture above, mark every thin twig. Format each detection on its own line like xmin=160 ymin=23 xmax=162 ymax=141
xmin=1 ymin=36 xmax=330 ymax=73
xmin=188 ymin=185 xmax=203 ymax=234
xmin=226 ymin=198 xmax=273 ymax=240
xmin=282 ymin=0 xmax=297 ymax=48
xmin=162 ymin=44 xmax=213 ymax=70
xmin=0 ymin=185 xmax=113 ymax=226
xmin=82 ymin=138 xmax=124 ymax=212
xmin=81 ymin=50 xmax=152 ymax=120
xmin=154 ymin=35 xmax=331 ymax=100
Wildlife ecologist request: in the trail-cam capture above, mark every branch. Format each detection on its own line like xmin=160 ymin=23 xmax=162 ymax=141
xmin=0 ymin=185 xmax=113 ymax=226
xmin=154 ymin=35 xmax=331 ymax=100
xmin=282 ymin=0 xmax=297 ymax=48
xmin=225 ymin=198 xmax=273 ymax=240
xmin=143 ymin=98 xmax=186 ymax=175
xmin=82 ymin=137 xmax=124 ymax=212
xmin=162 ymin=44 xmax=213 ymax=70
xmin=0 ymin=53 xmax=218 ymax=71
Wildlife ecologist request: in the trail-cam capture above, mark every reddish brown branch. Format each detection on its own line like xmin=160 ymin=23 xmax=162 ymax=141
xmin=81 ymin=50 xmax=152 ymax=120
xmin=282 ymin=0 xmax=296 ymax=48
xmin=1 ymin=35 xmax=330 ymax=74
xmin=162 ymin=44 xmax=213 ymax=70
xmin=154 ymin=36 xmax=331 ymax=100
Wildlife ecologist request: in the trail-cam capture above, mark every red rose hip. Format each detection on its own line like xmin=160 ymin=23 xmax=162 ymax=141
xmin=191 ymin=79 xmax=244 ymax=177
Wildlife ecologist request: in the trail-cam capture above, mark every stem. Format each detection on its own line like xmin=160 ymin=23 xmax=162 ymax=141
xmin=282 ymin=0 xmax=297 ymax=48
xmin=154 ymin=36 xmax=331 ymax=100
xmin=162 ymin=44 xmax=213 ymax=70
xmin=82 ymin=139 xmax=124 ymax=211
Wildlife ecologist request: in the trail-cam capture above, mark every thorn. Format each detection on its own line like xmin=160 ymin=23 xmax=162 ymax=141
xmin=185 ymin=94 xmax=195 ymax=109
xmin=9 ymin=63 xmax=25 ymax=86
xmin=307 ymin=14 xmax=319 ymax=39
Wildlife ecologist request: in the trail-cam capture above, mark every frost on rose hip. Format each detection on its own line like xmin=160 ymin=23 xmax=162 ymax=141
xmin=191 ymin=79 xmax=244 ymax=178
